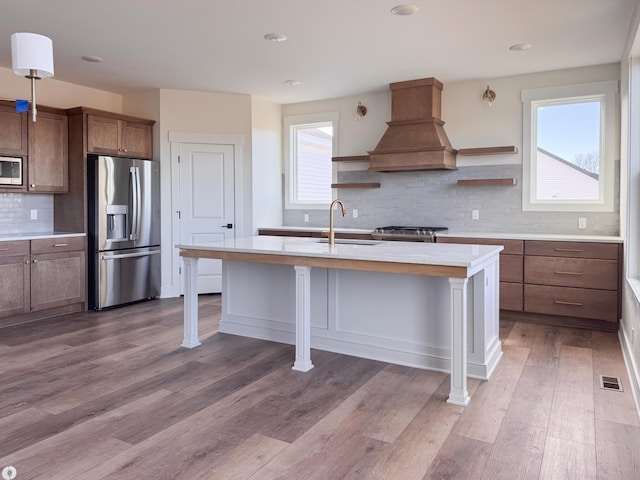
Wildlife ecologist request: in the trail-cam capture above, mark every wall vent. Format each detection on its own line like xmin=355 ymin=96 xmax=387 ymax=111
xmin=600 ymin=375 xmax=623 ymax=392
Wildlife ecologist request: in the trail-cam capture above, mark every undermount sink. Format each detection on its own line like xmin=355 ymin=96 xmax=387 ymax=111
xmin=315 ymin=238 xmax=381 ymax=246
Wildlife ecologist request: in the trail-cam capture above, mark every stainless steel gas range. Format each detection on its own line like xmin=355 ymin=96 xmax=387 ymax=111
xmin=371 ymin=226 xmax=448 ymax=242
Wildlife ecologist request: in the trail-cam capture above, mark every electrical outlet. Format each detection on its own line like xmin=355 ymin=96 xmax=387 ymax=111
xmin=578 ymin=217 xmax=587 ymax=229
xmin=30 ymin=209 xmax=37 ymax=220
xmin=472 ymin=209 xmax=479 ymax=220
xmin=304 ymin=213 xmax=309 ymax=223
xmin=353 ymin=209 xmax=358 ymax=218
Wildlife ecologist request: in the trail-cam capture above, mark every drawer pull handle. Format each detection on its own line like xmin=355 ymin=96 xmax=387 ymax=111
xmin=554 ymin=271 xmax=583 ymax=276
xmin=554 ymin=300 xmax=583 ymax=306
xmin=52 ymin=243 xmax=69 ymax=247
xmin=554 ymin=248 xmax=583 ymax=253
xmin=0 ymin=248 xmax=8 ymax=251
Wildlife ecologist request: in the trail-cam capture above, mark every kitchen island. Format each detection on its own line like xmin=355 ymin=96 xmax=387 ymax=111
xmin=178 ymin=236 xmax=503 ymax=406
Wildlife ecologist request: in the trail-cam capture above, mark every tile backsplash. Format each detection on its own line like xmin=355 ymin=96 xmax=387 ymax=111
xmin=283 ymin=164 xmax=620 ymax=236
xmin=0 ymin=193 xmax=54 ymax=234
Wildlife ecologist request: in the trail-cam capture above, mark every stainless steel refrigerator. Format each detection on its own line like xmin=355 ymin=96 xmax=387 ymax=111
xmin=87 ymin=155 xmax=160 ymax=310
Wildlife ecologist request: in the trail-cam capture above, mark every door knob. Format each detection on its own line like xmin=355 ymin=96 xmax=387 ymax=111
xmin=221 ymin=223 xmax=233 ymax=229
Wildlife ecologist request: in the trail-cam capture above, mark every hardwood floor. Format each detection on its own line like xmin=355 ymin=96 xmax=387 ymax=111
xmin=1 ymin=296 xmax=639 ymax=479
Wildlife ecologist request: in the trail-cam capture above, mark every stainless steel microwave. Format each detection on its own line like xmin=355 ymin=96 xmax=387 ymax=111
xmin=0 ymin=157 xmax=23 ymax=185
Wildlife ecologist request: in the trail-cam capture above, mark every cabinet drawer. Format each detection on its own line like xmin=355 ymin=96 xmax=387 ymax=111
xmin=500 ymin=281 xmax=523 ymax=311
xmin=501 ymin=254 xmax=523 ymax=283
xmin=438 ymin=237 xmax=523 ymax=255
xmin=524 ymin=256 xmax=617 ymax=290
xmin=525 ymin=240 xmax=619 ymax=260
xmin=31 ymin=236 xmax=85 ymax=254
xmin=0 ymin=240 xmax=30 ymax=257
xmin=524 ymin=284 xmax=618 ymax=322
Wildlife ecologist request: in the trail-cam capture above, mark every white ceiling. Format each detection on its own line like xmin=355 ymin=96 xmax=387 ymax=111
xmin=0 ymin=0 xmax=636 ymax=104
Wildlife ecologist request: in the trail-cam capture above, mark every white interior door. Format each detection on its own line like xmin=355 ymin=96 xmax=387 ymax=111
xmin=178 ymin=142 xmax=235 ymax=294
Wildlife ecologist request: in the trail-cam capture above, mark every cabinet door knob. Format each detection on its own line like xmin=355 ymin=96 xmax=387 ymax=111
xmin=30 ymin=184 xmax=36 ymax=188
xmin=32 ymin=259 xmax=38 ymax=263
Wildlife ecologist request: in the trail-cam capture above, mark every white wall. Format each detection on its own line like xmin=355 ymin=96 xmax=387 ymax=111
xmin=0 ymin=65 xmax=122 ymax=111
xmin=122 ymin=90 xmax=162 ymax=162
xmin=156 ymin=89 xmax=254 ymax=297
xmin=282 ymin=64 xmax=619 ymax=168
xmin=283 ymin=89 xmax=391 ymax=158
xmin=251 ymin=97 xmax=282 ymax=230
xmin=445 ymin=64 xmax=620 ymax=167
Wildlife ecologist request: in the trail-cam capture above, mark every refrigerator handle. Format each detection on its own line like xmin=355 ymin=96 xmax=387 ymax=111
xmin=129 ymin=166 xmax=139 ymax=240
xmin=135 ymin=166 xmax=142 ymax=240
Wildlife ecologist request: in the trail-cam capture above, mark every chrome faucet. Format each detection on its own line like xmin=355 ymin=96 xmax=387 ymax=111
xmin=327 ymin=199 xmax=346 ymax=245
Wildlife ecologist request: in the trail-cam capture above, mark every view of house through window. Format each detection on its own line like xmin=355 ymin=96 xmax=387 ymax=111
xmin=284 ymin=112 xmax=338 ymax=209
xmin=521 ymin=81 xmax=616 ymax=212
xmin=293 ymin=123 xmax=333 ymax=203
xmin=535 ymin=99 xmax=601 ymax=201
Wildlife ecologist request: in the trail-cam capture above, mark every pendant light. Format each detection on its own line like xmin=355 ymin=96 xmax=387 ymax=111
xmin=10 ymin=32 xmax=55 ymax=122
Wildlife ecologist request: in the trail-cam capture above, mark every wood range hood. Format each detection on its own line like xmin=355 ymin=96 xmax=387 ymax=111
xmin=368 ymin=77 xmax=458 ymax=172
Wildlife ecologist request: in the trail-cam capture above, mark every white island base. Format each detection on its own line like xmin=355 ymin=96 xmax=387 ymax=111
xmin=179 ymin=237 xmax=503 ymax=406
xmin=219 ymin=260 xmax=502 ymax=379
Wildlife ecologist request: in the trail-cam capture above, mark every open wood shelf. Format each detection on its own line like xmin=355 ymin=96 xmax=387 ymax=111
xmin=457 ymin=146 xmax=518 ymax=156
xmin=457 ymin=178 xmax=517 ymax=186
xmin=331 ymin=182 xmax=381 ymax=189
xmin=332 ymin=155 xmax=370 ymax=162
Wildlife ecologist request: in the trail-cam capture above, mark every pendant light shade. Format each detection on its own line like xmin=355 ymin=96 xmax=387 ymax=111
xmin=11 ymin=32 xmax=54 ymax=78
xmin=10 ymin=32 xmax=54 ymax=122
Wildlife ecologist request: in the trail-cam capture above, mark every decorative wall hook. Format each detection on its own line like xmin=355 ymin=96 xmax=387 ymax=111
xmin=482 ymin=85 xmax=496 ymax=106
xmin=356 ymin=101 xmax=367 ymax=119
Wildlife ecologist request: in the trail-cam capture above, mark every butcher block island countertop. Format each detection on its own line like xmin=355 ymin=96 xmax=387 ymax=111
xmin=178 ymin=236 xmax=503 ymax=406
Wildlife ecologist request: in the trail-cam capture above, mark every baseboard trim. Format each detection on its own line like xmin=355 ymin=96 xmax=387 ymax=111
xmin=219 ymin=318 xmax=498 ymax=380
xmin=619 ymin=323 xmax=640 ymax=422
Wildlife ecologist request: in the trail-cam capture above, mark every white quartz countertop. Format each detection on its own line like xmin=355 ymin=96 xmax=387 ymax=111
xmin=437 ymin=231 xmax=623 ymax=243
xmin=0 ymin=232 xmax=86 ymax=242
xmin=178 ymin=235 xmax=503 ymax=269
xmin=259 ymin=226 xmax=623 ymax=243
xmin=259 ymin=226 xmax=373 ymax=234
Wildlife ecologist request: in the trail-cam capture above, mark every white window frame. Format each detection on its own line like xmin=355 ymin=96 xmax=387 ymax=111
xmin=284 ymin=112 xmax=338 ymax=210
xmin=521 ymin=80 xmax=618 ymax=212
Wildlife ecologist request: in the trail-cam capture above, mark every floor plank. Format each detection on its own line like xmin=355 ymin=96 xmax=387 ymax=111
xmin=482 ymin=416 xmax=546 ymax=480
xmin=547 ymin=345 xmax=596 ymax=445
xmin=423 ymin=433 xmax=492 ymax=480
xmin=196 ymin=434 xmax=289 ymax=480
xmin=364 ymin=376 xmax=478 ymax=480
xmin=591 ymin=330 xmax=639 ymax=426
xmin=539 ymin=435 xmax=597 ymax=480
xmin=452 ymin=345 xmax=530 ymax=443
xmin=595 ymin=418 xmax=640 ymax=479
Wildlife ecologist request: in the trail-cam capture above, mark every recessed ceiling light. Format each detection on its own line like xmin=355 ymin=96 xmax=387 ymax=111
xmin=81 ymin=55 xmax=103 ymax=63
xmin=391 ymin=4 xmax=418 ymax=15
xmin=264 ymin=33 xmax=287 ymax=42
xmin=509 ymin=43 xmax=532 ymax=52
xmin=284 ymin=79 xmax=301 ymax=86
